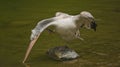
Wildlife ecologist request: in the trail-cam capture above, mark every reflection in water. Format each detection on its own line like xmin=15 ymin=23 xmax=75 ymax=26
xmin=23 ymin=63 xmax=31 ymax=67
xmin=23 ymin=59 xmax=82 ymax=67
xmin=63 ymin=59 xmax=79 ymax=64
xmin=60 ymin=59 xmax=81 ymax=67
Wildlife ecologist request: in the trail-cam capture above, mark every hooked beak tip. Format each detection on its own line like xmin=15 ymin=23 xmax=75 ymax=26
xmin=91 ymin=21 xmax=97 ymax=32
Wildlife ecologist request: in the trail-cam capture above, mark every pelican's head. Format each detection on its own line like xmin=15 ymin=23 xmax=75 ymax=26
xmin=80 ymin=11 xmax=97 ymax=31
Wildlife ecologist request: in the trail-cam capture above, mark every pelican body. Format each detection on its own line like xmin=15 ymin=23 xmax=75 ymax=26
xmin=23 ymin=11 xmax=97 ymax=63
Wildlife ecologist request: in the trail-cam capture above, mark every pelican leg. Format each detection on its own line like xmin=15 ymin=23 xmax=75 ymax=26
xmin=77 ymin=36 xmax=84 ymax=41
xmin=75 ymin=30 xmax=84 ymax=41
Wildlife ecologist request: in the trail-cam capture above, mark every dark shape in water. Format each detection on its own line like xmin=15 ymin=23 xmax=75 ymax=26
xmin=46 ymin=46 xmax=79 ymax=61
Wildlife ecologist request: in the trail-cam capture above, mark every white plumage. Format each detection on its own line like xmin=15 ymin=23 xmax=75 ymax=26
xmin=23 ymin=11 xmax=97 ymax=63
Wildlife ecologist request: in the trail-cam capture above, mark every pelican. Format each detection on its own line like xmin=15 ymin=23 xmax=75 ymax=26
xmin=23 ymin=11 xmax=97 ymax=63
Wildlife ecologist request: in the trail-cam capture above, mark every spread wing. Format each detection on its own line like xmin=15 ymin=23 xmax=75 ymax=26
xmin=30 ymin=18 xmax=56 ymax=40
xmin=23 ymin=17 xmax=56 ymax=63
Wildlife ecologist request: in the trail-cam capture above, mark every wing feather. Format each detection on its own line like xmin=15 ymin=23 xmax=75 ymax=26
xmin=30 ymin=18 xmax=55 ymax=40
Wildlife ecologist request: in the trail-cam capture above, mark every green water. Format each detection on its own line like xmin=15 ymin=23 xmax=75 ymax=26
xmin=0 ymin=0 xmax=120 ymax=67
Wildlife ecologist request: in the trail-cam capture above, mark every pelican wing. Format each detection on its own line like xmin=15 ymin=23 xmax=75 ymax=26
xmin=30 ymin=18 xmax=55 ymax=40
xmin=23 ymin=17 xmax=56 ymax=63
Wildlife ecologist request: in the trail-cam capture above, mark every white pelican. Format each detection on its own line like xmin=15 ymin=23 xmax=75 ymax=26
xmin=23 ymin=11 xmax=97 ymax=63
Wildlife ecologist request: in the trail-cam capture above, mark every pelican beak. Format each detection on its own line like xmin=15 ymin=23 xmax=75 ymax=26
xmin=23 ymin=34 xmax=40 ymax=63
xmin=91 ymin=21 xmax=97 ymax=31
